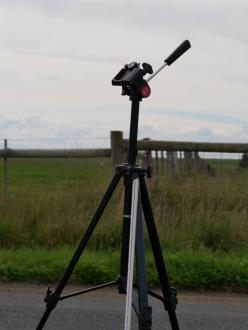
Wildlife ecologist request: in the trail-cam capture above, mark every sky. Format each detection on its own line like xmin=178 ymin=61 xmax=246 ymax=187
xmin=0 ymin=0 xmax=248 ymax=148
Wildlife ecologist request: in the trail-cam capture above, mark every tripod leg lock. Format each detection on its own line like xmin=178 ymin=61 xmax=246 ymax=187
xmin=44 ymin=286 xmax=60 ymax=310
xmin=116 ymin=275 xmax=127 ymax=294
xmin=139 ymin=306 xmax=152 ymax=330
xmin=163 ymin=287 xmax=178 ymax=311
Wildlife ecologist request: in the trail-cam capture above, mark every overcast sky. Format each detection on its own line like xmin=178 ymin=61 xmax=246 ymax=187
xmin=0 ymin=0 xmax=247 ymax=147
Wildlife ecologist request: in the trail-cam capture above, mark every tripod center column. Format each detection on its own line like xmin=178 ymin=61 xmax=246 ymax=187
xmin=127 ymin=97 xmax=141 ymax=166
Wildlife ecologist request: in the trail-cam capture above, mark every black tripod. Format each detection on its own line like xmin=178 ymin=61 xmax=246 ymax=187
xmin=36 ymin=40 xmax=191 ymax=330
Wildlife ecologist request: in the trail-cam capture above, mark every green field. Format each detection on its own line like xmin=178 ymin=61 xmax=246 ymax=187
xmin=0 ymin=157 xmax=248 ymax=287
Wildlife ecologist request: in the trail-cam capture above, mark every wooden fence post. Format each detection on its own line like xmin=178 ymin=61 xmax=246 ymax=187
xmin=3 ymin=139 xmax=7 ymax=207
xmin=166 ymin=151 xmax=178 ymax=179
xmin=184 ymin=151 xmax=193 ymax=175
xmin=111 ymin=131 xmax=124 ymax=172
xmin=161 ymin=151 xmax=165 ymax=175
xmin=155 ymin=150 xmax=159 ymax=175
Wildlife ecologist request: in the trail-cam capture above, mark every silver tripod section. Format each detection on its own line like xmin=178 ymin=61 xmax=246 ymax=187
xmin=124 ymin=178 xmax=140 ymax=330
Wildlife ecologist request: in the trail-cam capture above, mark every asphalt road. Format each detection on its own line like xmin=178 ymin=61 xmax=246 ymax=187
xmin=0 ymin=284 xmax=248 ymax=330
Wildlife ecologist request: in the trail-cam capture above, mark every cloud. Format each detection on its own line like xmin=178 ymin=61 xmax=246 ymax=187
xmin=0 ymin=0 xmax=247 ymax=145
xmin=145 ymin=108 xmax=245 ymax=125
xmin=0 ymin=116 xmax=91 ymax=145
xmin=40 ymin=76 xmax=62 ymax=81
xmin=222 ymin=73 xmax=248 ymax=85
xmin=151 ymin=125 xmax=248 ymax=143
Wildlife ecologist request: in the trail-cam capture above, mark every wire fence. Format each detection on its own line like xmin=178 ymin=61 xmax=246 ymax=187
xmin=2 ymin=131 xmax=248 ymax=207
xmin=1 ymin=137 xmax=110 ymax=150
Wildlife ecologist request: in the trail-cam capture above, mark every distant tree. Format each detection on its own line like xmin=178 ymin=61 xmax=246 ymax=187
xmin=239 ymin=153 xmax=248 ymax=168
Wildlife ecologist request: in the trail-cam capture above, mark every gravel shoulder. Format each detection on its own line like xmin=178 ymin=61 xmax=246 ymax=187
xmin=0 ymin=283 xmax=248 ymax=329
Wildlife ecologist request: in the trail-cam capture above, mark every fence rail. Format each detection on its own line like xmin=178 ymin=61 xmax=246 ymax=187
xmin=134 ymin=140 xmax=248 ymax=153
xmin=0 ymin=148 xmax=110 ymax=158
xmin=1 ymin=131 xmax=248 ymax=161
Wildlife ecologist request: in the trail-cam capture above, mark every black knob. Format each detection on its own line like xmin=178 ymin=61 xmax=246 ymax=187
xmin=142 ymin=63 xmax=153 ymax=74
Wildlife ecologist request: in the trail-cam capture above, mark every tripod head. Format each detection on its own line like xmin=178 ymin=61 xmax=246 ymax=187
xmin=112 ymin=62 xmax=153 ymax=99
xmin=112 ymin=40 xmax=191 ymax=100
xmin=112 ymin=40 xmax=191 ymax=166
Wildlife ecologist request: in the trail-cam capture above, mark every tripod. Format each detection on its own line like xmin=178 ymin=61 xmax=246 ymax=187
xmin=37 ymin=40 xmax=191 ymax=330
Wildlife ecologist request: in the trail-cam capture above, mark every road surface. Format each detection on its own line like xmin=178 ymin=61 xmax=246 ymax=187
xmin=0 ymin=284 xmax=248 ymax=329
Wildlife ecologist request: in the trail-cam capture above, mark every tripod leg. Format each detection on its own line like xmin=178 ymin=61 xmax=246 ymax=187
xmin=135 ymin=179 xmax=152 ymax=330
xmin=140 ymin=176 xmax=179 ymax=330
xmin=119 ymin=172 xmax=132 ymax=293
xmin=124 ymin=174 xmax=152 ymax=330
xmin=36 ymin=172 xmax=121 ymax=330
xmin=124 ymin=177 xmax=139 ymax=330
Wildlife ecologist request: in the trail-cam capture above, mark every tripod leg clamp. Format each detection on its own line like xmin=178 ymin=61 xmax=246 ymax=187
xmin=164 ymin=287 xmax=178 ymax=311
xmin=139 ymin=306 xmax=152 ymax=330
xmin=44 ymin=286 xmax=60 ymax=310
xmin=116 ymin=275 xmax=127 ymax=294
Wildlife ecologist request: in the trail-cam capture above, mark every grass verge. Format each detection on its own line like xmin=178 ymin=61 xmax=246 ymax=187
xmin=1 ymin=248 xmax=248 ymax=289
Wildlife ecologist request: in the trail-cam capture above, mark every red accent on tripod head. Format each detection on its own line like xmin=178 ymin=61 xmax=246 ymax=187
xmin=139 ymin=83 xmax=151 ymax=98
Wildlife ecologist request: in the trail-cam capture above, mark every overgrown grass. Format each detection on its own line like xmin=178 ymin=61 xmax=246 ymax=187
xmin=0 ymin=158 xmax=248 ymax=253
xmin=1 ymin=248 xmax=248 ymax=289
xmin=1 ymin=158 xmax=248 ymax=287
